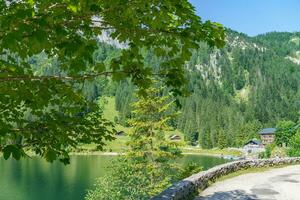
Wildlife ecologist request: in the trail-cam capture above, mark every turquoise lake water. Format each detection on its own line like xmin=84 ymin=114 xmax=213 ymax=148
xmin=0 ymin=155 xmax=227 ymax=200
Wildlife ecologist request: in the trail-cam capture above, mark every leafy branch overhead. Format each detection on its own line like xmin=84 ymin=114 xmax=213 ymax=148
xmin=0 ymin=0 xmax=225 ymax=163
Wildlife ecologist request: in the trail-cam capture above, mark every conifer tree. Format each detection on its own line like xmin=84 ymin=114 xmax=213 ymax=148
xmin=86 ymin=83 xmax=183 ymax=200
xmin=127 ymin=85 xmax=182 ymax=196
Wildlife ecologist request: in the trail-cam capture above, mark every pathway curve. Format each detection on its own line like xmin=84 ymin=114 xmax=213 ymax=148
xmin=195 ymin=165 xmax=300 ymax=200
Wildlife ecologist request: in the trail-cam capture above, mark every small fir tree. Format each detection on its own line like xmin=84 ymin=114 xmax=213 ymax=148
xmin=86 ymin=84 xmax=187 ymax=200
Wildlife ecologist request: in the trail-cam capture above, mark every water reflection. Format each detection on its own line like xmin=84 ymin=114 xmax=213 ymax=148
xmin=0 ymin=155 xmax=227 ymax=200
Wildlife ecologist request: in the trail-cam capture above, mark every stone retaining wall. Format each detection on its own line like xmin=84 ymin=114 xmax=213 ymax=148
xmin=151 ymin=157 xmax=300 ymax=200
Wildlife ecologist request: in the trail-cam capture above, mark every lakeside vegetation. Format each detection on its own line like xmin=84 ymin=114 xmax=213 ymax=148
xmin=75 ymin=138 xmax=243 ymax=157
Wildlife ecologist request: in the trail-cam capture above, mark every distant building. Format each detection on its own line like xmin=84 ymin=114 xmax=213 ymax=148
xmin=259 ymin=128 xmax=276 ymax=146
xmin=243 ymin=139 xmax=263 ymax=154
xmin=116 ymin=131 xmax=125 ymax=136
xmin=244 ymin=139 xmax=261 ymax=147
xmin=169 ymin=134 xmax=181 ymax=141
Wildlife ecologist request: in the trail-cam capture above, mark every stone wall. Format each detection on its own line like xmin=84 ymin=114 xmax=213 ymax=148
xmin=151 ymin=157 xmax=300 ymax=200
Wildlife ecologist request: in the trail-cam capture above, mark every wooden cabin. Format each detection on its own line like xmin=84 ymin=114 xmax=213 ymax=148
xmin=258 ymin=128 xmax=276 ymax=146
xmin=169 ymin=134 xmax=181 ymax=141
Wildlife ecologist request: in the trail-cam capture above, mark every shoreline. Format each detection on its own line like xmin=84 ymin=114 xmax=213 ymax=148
xmin=70 ymin=152 xmax=124 ymax=156
xmin=69 ymin=151 xmax=236 ymax=158
xmin=1 ymin=151 xmax=238 ymax=158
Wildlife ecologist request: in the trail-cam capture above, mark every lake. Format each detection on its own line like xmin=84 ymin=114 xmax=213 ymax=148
xmin=0 ymin=155 xmax=228 ymax=200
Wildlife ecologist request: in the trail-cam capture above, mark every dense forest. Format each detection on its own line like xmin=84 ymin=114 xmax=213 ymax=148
xmin=31 ymin=30 xmax=300 ymax=149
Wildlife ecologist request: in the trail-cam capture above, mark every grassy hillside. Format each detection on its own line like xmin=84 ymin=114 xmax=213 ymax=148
xmin=77 ymin=96 xmax=242 ymax=156
xmin=79 ymin=96 xmax=184 ymax=152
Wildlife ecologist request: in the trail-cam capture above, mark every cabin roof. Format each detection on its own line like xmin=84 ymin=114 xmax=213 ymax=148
xmin=245 ymin=139 xmax=261 ymax=146
xmin=259 ymin=128 xmax=276 ymax=135
xmin=170 ymin=134 xmax=181 ymax=139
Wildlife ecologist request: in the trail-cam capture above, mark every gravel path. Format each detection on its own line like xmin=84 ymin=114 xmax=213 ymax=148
xmin=195 ymin=165 xmax=300 ymax=200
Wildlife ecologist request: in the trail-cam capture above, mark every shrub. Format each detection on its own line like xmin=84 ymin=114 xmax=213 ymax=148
xmin=287 ymin=130 xmax=300 ymax=157
xmin=259 ymin=143 xmax=276 ymax=158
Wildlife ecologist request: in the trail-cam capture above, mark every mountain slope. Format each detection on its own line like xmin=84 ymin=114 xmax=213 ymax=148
xmin=176 ymin=30 xmax=300 ymax=147
xmin=31 ymin=29 xmax=300 ymax=148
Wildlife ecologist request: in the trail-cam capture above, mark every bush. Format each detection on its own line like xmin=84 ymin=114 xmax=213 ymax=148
xmin=288 ymin=130 xmax=300 ymax=157
xmin=258 ymin=152 xmax=265 ymax=159
xmin=85 ymin=157 xmax=202 ymax=200
xmin=259 ymin=143 xmax=276 ymax=158
xmin=177 ymin=162 xmax=203 ymax=180
xmin=275 ymin=120 xmax=297 ymax=146
xmin=85 ymin=158 xmax=155 ymax=200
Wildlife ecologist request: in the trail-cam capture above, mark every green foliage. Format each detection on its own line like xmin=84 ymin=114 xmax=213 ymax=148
xmin=265 ymin=144 xmax=274 ymax=158
xmin=0 ymin=0 xmax=225 ymax=92
xmin=115 ymin=80 xmax=134 ymax=125
xmin=86 ymin=158 xmax=202 ymax=200
xmin=126 ymin=85 xmax=182 ymax=196
xmin=93 ymin=31 xmax=299 ymax=151
xmin=189 ymin=132 xmax=199 ymax=146
xmin=86 ymin=157 xmax=153 ymax=200
xmin=175 ymin=31 xmax=300 ymax=148
xmin=2 ymin=145 xmax=25 ymax=160
xmin=0 ymin=1 xmax=225 ymax=162
xmin=86 ymin=84 xmax=202 ymax=199
xmin=259 ymin=143 xmax=276 ymax=159
xmin=288 ymin=129 xmax=300 ymax=157
xmin=217 ymin=129 xmax=227 ymax=149
xmin=275 ymin=120 xmax=297 ymax=146
xmin=236 ymin=121 xmax=261 ymax=147
xmin=255 ymin=32 xmax=300 ymax=57
xmin=177 ymin=162 xmax=203 ymax=180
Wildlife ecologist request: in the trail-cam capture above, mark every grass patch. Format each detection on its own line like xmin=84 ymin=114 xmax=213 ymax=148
xmin=103 ymin=135 xmax=129 ymax=152
xmin=103 ymin=128 xmax=185 ymax=152
xmin=102 ymin=96 xmax=119 ymax=122
xmin=78 ymin=136 xmax=129 ymax=153
xmin=181 ymin=148 xmax=243 ymax=157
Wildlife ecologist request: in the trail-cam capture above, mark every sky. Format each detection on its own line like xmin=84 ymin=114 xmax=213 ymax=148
xmin=189 ymin=0 xmax=300 ymax=36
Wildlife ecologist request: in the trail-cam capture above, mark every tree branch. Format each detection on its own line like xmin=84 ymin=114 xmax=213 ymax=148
xmin=0 ymin=71 xmax=126 ymax=82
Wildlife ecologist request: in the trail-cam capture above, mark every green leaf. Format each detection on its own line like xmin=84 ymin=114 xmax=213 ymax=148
xmin=59 ymin=157 xmax=70 ymax=165
xmin=12 ymin=148 xmax=21 ymax=160
xmin=45 ymin=149 xmax=57 ymax=163
xmin=3 ymin=145 xmax=20 ymax=160
xmin=3 ymin=147 xmax=12 ymax=160
xmin=94 ymin=63 xmax=106 ymax=73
